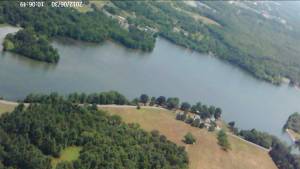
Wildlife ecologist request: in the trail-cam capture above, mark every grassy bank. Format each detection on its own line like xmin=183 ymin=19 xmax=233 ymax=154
xmin=51 ymin=146 xmax=82 ymax=169
xmin=102 ymin=106 xmax=277 ymax=169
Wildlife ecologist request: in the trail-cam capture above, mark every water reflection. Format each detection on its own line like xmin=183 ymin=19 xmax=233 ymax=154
xmin=1 ymin=52 xmax=57 ymax=71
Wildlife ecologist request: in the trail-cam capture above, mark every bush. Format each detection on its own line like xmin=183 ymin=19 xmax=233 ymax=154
xmin=208 ymin=122 xmax=216 ymax=132
xmin=199 ymin=123 xmax=205 ymax=129
xmin=191 ymin=118 xmax=201 ymax=127
xmin=185 ymin=116 xmax=194 ymax=124
xmin=176 ymin=113 xmax=186 ymax=121
xmin=218 ymin=130 xmax=231 ymax=151
xmin=184 ymin=132 xmax=196 ymax=144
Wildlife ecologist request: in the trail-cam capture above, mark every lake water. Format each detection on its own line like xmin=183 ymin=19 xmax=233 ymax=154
xmin=0 ymin=26 xmax=299 ymax=144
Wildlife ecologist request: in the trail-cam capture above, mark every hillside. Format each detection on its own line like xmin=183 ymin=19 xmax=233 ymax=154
xmin=198 ymin=1 xmax=300 ymax=85
xmin=102 ymin=106 xmax=277 ymax=169
xmin=0 ymin=101 xmax=188 ymax=169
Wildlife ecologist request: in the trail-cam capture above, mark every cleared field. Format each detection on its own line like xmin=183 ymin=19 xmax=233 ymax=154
xmin=102 ymin=107 xmax=277 ymax=169
xmin=51 ymin=146 xmax=82 ymax=169
xmin=0 ymin=101 xmax=16 ymax=115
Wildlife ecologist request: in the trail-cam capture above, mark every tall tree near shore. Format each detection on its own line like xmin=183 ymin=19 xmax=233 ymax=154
xmin=214 ymin=107 xmax=222 ymax=119
xmin=166 ymin=97 xmax=180 ymax=110
xmin=156 ymin=96 xmax=166 ymax=106
xmin=191 ymin=102 xmax=202 ymax=113
xmin=140 ymin=94 xmax=149 ymax=105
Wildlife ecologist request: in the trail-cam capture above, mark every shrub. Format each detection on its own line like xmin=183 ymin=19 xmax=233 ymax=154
xmin=218 ymin=130 xmax=231 ymax=151
xmin=184 ymin=132 xmax=196 ymax=144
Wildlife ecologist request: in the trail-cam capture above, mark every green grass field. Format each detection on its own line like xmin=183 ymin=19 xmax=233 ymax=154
xmin=51 ymin=146 xmax=82 ymax=169
xmin=102 ymin=106 xmax=277 ymax=169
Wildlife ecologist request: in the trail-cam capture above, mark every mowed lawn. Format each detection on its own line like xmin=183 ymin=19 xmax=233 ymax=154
xmin=102 ymin=107 xmax=278 ymax=169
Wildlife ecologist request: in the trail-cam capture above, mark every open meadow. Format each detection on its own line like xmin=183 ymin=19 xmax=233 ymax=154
xmin=102 ymin=106 xmax=277 ymax=169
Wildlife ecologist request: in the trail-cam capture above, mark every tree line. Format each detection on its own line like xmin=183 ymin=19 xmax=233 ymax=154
xmin=24 ymin=91 xmax=129 ymax=105
xmin=0 ymin=99 xmax=188 ymax=169
xmin=24 ymin=92 xmax=222 ymax=118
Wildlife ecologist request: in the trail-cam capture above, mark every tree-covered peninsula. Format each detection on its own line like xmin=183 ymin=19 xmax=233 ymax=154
xmin=0 ymin=1 xmax=155 ymax=63
xmin=3 ymin=28 xmax=59 ymax=63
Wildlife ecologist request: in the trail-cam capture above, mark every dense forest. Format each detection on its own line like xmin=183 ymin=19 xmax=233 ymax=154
xmin=0 ymin=98 xmax=188 ymax=169
xmin=3 ymin=28 xmax=59 ymax=63
xmin=0 ymin=1 xmax=155 ymax=62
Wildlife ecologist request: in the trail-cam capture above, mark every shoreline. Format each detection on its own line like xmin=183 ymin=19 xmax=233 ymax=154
xmin=286 ymin=129 xmax=297 ymax=142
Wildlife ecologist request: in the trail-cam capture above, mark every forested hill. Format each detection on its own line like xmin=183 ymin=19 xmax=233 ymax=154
xmin=104 ymin=0 xmax=300 ymax=85
xmin=0 ymin=100 xmax=188 ymax=169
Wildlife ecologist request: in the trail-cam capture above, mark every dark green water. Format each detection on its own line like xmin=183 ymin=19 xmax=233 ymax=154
xmin=0 ymin=26 xmax=299 ymax=144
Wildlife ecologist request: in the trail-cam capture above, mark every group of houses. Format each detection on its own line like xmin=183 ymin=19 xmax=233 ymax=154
xmin=176 ymin=111 xmax=221 ymax=130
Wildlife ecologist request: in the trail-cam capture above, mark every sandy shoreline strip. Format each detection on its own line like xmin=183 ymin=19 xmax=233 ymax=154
xmin=286 ymin=129 xmax=296 ymax=142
